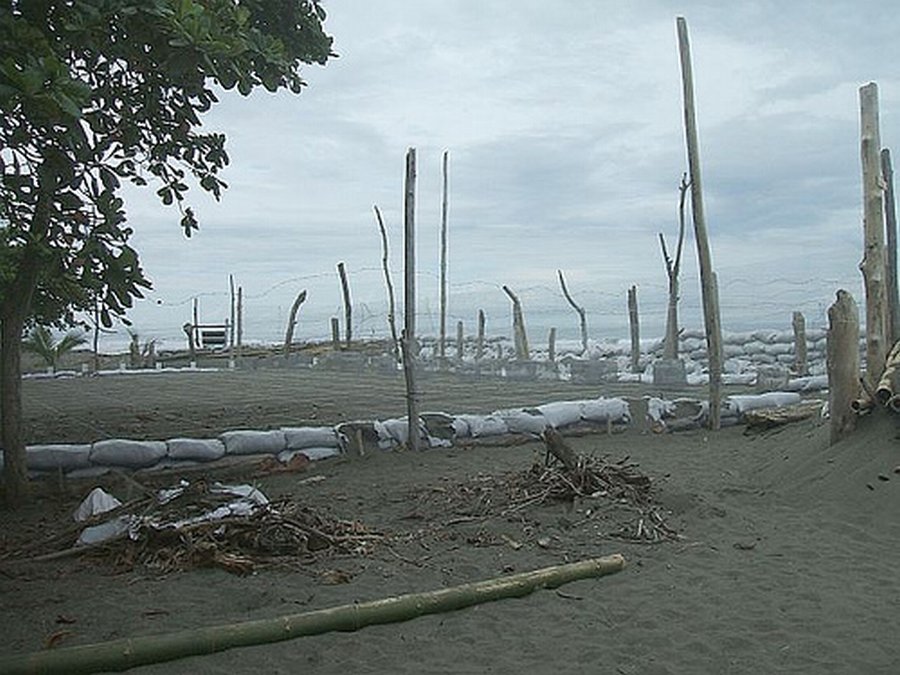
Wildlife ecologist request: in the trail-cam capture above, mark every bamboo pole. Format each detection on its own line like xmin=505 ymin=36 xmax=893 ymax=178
xmin=373 ymin=204 xmax=401 ymax=362
xmin=882 ymin=148 xmax=899 ymax=343
xmin=859 ymin=82 xmax=888 ymax=387
xmin=676 ymin=16 xmax=724 ymax=429
xmin=557 ymin=270 xmax=588 ymax=354
xmin=283 ymin=290 xmax=308 ymax=356
xmin=439 ymin=150 xmax=449 ymax=360
xmin=827 ymin=290 xmax=860 ymax=444
xmin=792 ymin=311 xmax=808 ymax=376
xmin=337 ymin=261 xmax=352 ymax=349
xmin=627 ymin=285 xmax=640 ymax=373
xmin=0 ymin=556 xmax=625 ymax=675
xmin=402 ymin=148 xmax=420 ymax=451
xmin=502 ymin=285 xmax=530 ymax=361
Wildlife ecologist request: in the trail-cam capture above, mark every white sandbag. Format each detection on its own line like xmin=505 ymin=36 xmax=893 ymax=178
xmin=90 ymin=439 xmax=167 ymax=468
xmin=380 ymin=417 xmax=427 ymax=445
xmin=456 ymin=414 xmax=509 ymax=438
xmin=77 ymin=515 xmax=135 ymax=546
xmin=281 ymin=426 xmax=339 ymax=450
xmin=536 ymin=401 xmax=584 ymax=429
xmin=166 ymin=438 xmax=226 ymax=462
xmin=646 ymin=397 xmax=675 ymax=424
xmin=451 ymin=416 xmax=471 ymax=438
xmin=219 ymin=429 xmax=286 ymax=456
xmin=26 ymin=443 xmax=92 ymax=473
xmin=494 ymin=408 xmax=548 ymax=435
xmin=581 ymin=398 xmax=630 ymax=424
xmin=73 ymin=487 xmax=122 ymax=522
xmin=278 ymin=447 xmax=340 ymax=463
xmin=725 ymin=392 xmax=802 ymax=416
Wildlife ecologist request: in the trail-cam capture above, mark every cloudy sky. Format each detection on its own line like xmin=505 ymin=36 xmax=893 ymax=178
xmin=119 ymin=0 xmax=900 ymax=349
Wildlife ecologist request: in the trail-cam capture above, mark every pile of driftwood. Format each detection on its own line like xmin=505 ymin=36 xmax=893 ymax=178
xmin=407 ymin=428 xmax=679 ymax=545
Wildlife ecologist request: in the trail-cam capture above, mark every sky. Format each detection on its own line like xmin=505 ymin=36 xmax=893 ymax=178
xmin=116 ymin=0 xmax=900 ymax=351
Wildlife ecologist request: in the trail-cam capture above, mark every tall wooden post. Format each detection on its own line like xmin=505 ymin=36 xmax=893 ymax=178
xmin=337 ymin=262 xmax=352 ymax=349
xmin=476 ymin=309 xmax=485 ymax=361
xmin=882 ymin=148 xmax=899 ymax=343
xmin=827 ymin=290 xmax=860 ymax=444
xmin=859 ymin=82 xmax=888 ymax=387
xmin=402 ymin=148 xmax=421 ymax=451
xmin=557 ymin=270 xmax=588 ymax=354
xmin=439 ymin=150 xmax=449 ymax=360
xmin=283 ymin=290 xmax=308 ymax=356
xmin=792 ymin=311 xmax=808 ymax=376
xmin=374 ymin=205 xmax=401 ymax=362
xmin=627 ymin=285 xmax=640 ymax=373
xmin=677 ymin=16 xmax=724 ymax=429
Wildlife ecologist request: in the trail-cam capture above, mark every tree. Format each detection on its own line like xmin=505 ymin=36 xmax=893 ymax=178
xmin=22 ymin=325 xmax=88 ymax=370
xmin=0 ymin=1 xmax=333 ymax=505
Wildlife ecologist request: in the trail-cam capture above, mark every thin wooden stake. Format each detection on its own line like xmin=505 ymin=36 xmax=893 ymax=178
xmin=374 ymin=204 xmax=401 ymax=362
xmin=502 ymin=285 xmax=529 ymax=361
xmin=337 ymin=261 xmax=352 ymax=349
xmin=557 ymin=270 xmax=588 ymax=354
xmin=548 ymin=327 xmax=557 ymax=363
xmin=403 ymin=148 xmax=420 ymax=451
xmin=439 ymin=150 xmax=449 ymax=359
xmin=331 ymin=317 xmax=340 ymax=351
xmin=792 ymin=311 xmax=808 ymax=376
xmin=456 ymin=320 xmax=464 ymax=361
xmin=476 ymin=309 xmax=485 ymax=361
xmin=627 ymin=285 xmax=640 ymax=373
xmin=882 ymin=148 xmax=899 ymax=343
xmin=283 ymin=290 xmax=308 ymax=356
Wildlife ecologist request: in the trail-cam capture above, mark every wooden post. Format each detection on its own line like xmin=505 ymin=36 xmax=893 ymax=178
xmin=502 ymin=285 xmax=530 ymax=361
xmin=283 ymin=290 xmax=308 ymax=356
xmin=476 ymin=309 xmax=485 ymax=361
xmin=677 ymin=16 xmax=724 ymax=429
xmin=439 ymin=150 xmax=449 ymax=360
xmin=557 ymin=270 xmax=588 ymax=354
xmin=374 ymin=205 xmax=401 ymax=362
xmin=792 ymin=311 xmax=808 ymax=376
xmin=548 ymin=327 xmax=557 ymax=363
xmin=659 ymin=173 xmax=690 ymax=360
xmin=456 ymin=320 xmax=464 ymax=362
xmin=229 ymin=275 xmax=236 ymax=348
xmin=882 ymin=148 xmax=899 ymax=343
xmin=827 ymin=290 xmax=860 ymax=444
xmin=402 ymin=148 xmax=420 ymax=451
xmin=236 ymin=286 xmax=243 ymax=355
xmin=859 ymin=82 xmax=888 ymax=387
xmin=337 ymin=261 xmax=352 ymax=349
xmin=331 ymin=317 xmax=340 ymax=351
xmin=627 ymin=285 xmax=640 ymax=373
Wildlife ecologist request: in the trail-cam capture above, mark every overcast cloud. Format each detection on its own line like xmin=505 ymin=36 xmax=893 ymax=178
xmin=119 ymin=1 xmax=900 ymax=348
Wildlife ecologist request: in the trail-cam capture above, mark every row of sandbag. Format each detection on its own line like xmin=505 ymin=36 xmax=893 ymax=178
xmin=9 ymin=397 xmax=632 ymax=476
xmin=646 ymin=391 xmax=806 ymax=431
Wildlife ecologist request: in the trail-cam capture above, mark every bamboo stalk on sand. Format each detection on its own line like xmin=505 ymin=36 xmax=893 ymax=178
xmin=0 ymin=556 xmax=625 ymax=675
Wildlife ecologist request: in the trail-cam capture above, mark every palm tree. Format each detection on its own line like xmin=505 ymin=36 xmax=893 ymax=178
xmin=22 ymin=326 xmax=88 ymax=371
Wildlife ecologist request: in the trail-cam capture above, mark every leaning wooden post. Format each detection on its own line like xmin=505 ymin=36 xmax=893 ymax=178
xmin=792 ymin=311 xmax=808 ymax=376
xmin=456 ymin=320 xmax=464 ymax=362
xmin=502 ymin=285 xmax=530 ymax=361
xmin=337 ymin=261 xmax=352 ymax=349
xmin=627 ymin=285 xmax=640 ymax=373
xmin=374 ymin=205 xmax=401 ymax=362
xmin=882 ymin=148 xmax=899 ymax=343
xmin=476 ymin=309 xmax=485 ymax=361
xmin=677 ymin=16 xmax=724 ymax=429
xmin=548 ymin=327 xmax=557 ymax=363
xmin=557 ymin=270 xmax=588 ymax=354
xmin=859 ymin=82 xmax=888 ymax=387
xmin=402 ymin=148 xmax=421 ymax=451
xmin=827 ymin=290 xmax=860 ymax=444
xmin=283 ymin=290 xmax=308 ymax=356
xmin=439 ymin=150 xmax=450 ymax=360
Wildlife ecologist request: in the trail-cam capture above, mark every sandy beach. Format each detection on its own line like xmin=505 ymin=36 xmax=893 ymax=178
xmin=2 ymin=367 xmax=899 ymax=674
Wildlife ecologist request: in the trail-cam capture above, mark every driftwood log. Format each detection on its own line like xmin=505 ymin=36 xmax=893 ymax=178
xmin=827 ymin=289 xmax=861 ymax=444
xmin=541 ymin=426 xmax=578 ymax=472
xmin=0 ymin=557 xmax=625 ymax=675
xmin=875 ymin=339 xmax=900 ymax=405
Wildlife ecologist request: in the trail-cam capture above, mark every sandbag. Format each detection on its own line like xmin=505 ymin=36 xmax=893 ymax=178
xmin=219 ymin=430 xmax=286 ymax=456
xmin=26 ymin=443 xmax=92 ymax=473
xmin=455 ymin=414 xmax=509 ymax=438
xmin=581 ymin=398 xmax=630 ymax=424
xmin=536 ymin=401 xmax=584 ymax=429
xmin=90 ymin=439 xmax=167 ymax=469
xmin=73 ymin=487 xmax=122 ymax=522
xmin=725 ymin=392 xmax=802 ymax=416
xmin=166 ymin=438 xmax=226 ymax=462
xmin=281 ymin=427 xmax=339 ymax=450
xmin=494 ymin=408 xmax=548 ymax=435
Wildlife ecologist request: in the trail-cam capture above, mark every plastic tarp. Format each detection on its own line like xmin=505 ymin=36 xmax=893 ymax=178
xmin=90 ymin=439 xmax=167 ymax=469
xmin=219 ymin=429 xmax=287 ymax=456
xmin=166 ymin=438 xmax=226 ymax=462
xmin=26 ymin=443 xmax=92 ymax=473
xmin=281 ymin=427 xmax=339 ymax=450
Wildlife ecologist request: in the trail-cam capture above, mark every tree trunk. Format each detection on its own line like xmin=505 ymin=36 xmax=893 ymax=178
xmin=677 ymin=17 xmax=723 ymax=429
xmin=1 ymin=311 xmax=29 ymax=505
xmin=660 ymin=173 xmax=689 ymax=360
xmin=283 ymin=290 xmax=308 ymax=356
xmin=373 ymin=205 xmax=400 ymax=362
xmin=827 ymin=290 xmax=860 ymax=445
xmin=628 ymin=285 xmax=640 ymax=373
xmin=881 ymin=148 xmax=899 ymax=343
xmin=0 ymin=556 xmax=625 ymax=675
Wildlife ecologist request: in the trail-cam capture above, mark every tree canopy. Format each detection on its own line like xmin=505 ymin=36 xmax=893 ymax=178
xmin=0 ymin=0 xmax=333 ymax=504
